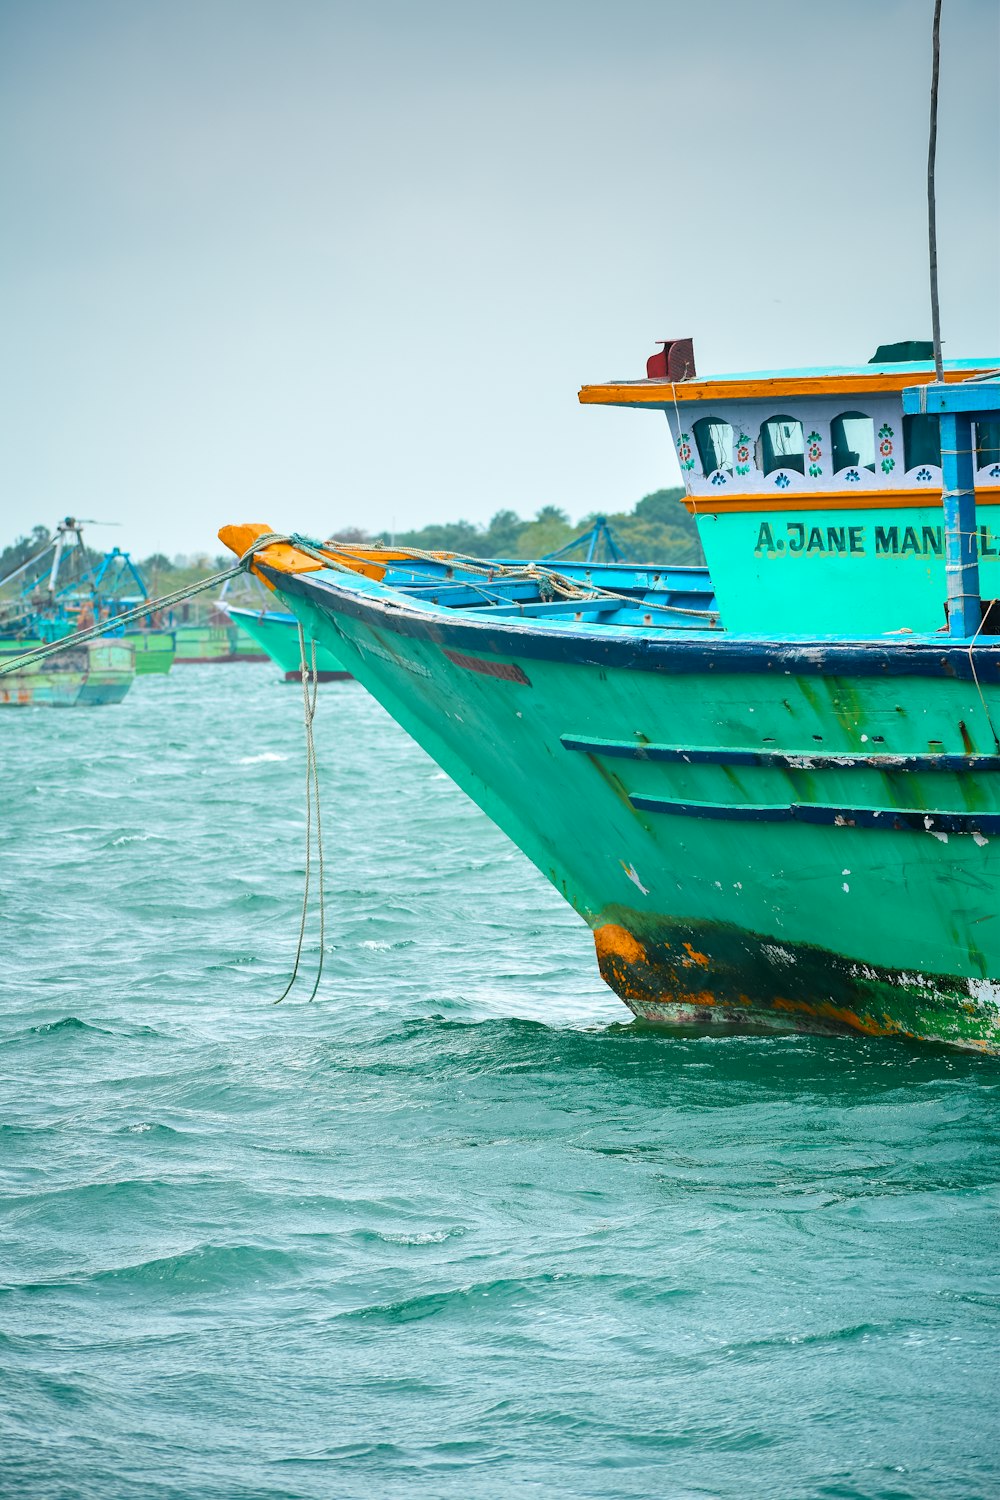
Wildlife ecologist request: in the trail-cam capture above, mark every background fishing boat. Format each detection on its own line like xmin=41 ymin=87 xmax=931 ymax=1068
xmin=171 ymin=613 xmax=268 ymax=664
xmin=82 ymin=546 xmax=176 ymax=673
xmin=222 ymin=604 xmax=350 ymax=680
xmin=0 ymin=637 xmax=134 ymax=706
xmin=0 ymin=522 xmax=175 ymax=677
xmin=127 ymin=629 xmax=175 ymax=674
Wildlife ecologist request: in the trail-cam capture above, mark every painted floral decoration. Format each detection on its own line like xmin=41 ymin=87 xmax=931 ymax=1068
xmin=774 ymin=473 xmax=791 ymax=489
xmin=878 ymin=422 xmax=895 ymax=475
xmin=991 ymin=465 xmax=1000 ymax=479
xmin=844 ymin=468 xmax=861 ymax=483
xmin=710 ymin=471 xmax=727 ymax=486
xmin=677 ymin=434 xmax=695 ymax=471
xmin=734 ymin=432 xmax=752 ymax=477
xmin=916 ymin=467 xmax=933 ymax=482
xmin=806 ymin=430 xmax=823 ymax=478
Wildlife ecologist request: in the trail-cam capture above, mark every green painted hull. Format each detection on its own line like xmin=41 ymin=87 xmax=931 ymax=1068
xmin=275 ymin=574 xmax=1000 ymax=1054
xmin=225 ymin=607 xmax=349 ymax=680
xmin=0 ymin=639 xmax=134 ymax=706
xmin=173 ymin=622 xmax=267 ymax=664
xmin=125 ymin=630 xmax=175 ymax=674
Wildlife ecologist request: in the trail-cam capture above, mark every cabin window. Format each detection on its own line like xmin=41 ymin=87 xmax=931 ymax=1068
xmin=903 ymin=414 xmax=941 ymax=470
xmin=757 ymin=416 xmax=804 ymax=475
xmin=692 ymin=416 xmax=733 ymax=476
xmin=831 ymin=412 xmax=876 ymax=474
xmin=977 ymin=421 xmax=1000 ymax=469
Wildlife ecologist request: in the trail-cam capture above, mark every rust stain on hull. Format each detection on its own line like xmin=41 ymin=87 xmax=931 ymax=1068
xmin=591 ymin=909 xmax=1000 ymax=1054
xmin=594 ymin=923 xmax=648 ymax=970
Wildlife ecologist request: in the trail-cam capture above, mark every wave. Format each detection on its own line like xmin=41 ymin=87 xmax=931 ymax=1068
xmin=26 ymin=1017 xmax=110 ymax=1038
xmin=338 ymin=1271 xmax=689 ymax=1326
xmin=351 ymin=1225 xmax=467 ymax=1247
xmin=8 ymin=1242 xmax=306 ymax=1297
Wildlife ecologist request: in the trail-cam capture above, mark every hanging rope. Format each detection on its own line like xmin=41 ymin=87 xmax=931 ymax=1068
xmin=274 ymin=625 xmax=326 ymax=1003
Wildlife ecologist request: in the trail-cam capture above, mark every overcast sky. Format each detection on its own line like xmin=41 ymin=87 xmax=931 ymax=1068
xmin=1 ymin=0 xmax=997 ymax=558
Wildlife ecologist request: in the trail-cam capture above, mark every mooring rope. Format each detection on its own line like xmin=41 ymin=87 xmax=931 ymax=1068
xmin=1 ymin=527 xmax=717 ymax=682
xmin=0 ymin=530 xmax=333 ymax=1005
xmin=0 ymin=564 xmax=242 ymax=675
xmin=273 ymin=626 xmax=326 ymax=1004
xmin=0 ymin=531 xmax=316 ymax=677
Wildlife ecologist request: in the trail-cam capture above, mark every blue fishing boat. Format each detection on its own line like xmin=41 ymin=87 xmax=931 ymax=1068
xmin=81 ymin=546 xmax=175 ymax=672
xmin=0 ymin=521 xmax=139 ymax=703
xmin=0 ymin=522 xmax=174 ymax=675
xmin=221 ymin=347 xmax=1000 ymax=1054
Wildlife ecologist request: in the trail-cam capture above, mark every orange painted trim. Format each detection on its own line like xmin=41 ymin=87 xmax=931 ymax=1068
xmin=681 ymin=486 xmax=1000 ymax=515
xmin=578 ymin=366 xmax=995 ymax=408
xmin=218 ymin=523 xmax=328 ymax=588
xmin=218 ymin=523 xmax=449 ymax=586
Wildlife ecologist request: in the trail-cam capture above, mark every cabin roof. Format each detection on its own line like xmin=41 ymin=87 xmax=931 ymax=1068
xmin=579 ymin=357 xmax=1000 ymax=408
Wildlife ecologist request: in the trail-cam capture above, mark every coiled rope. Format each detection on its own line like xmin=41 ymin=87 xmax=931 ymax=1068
xmin=318 ymin=538 xmax=721 ymax=623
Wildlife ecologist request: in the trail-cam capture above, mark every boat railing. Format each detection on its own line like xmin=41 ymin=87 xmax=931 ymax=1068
xmin=902 ymin=376 xmax=1000 ymax=637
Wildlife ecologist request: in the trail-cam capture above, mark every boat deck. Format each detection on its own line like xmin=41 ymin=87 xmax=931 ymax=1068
xmin=352 ymin=555 xmax=720 ymax=633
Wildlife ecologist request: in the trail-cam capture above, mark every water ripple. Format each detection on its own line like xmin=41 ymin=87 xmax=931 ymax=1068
xmin=2 ymin=668 xmax=999 ymax=1499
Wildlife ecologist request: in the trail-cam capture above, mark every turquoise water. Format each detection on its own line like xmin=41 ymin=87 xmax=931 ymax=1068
xmin=3 ymin=665 xmax=1000 ymax=1500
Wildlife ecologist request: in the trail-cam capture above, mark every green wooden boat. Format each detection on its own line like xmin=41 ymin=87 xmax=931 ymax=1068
xmin=0 ymin=638 xmax=135 ymax=706
xmin=223 ymin=605 xmax=350 ymax=681
xmin=125 ymin=629 xmax=175 ymax=674
xmin=172 ymin=618 xmax=268 ymax=664
xmin=220 ymin=349 xmax=1000 ymax=1054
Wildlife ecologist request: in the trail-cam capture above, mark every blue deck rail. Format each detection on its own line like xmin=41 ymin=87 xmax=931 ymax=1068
xmin=902 ymin=376 xmax=1000 ymax=638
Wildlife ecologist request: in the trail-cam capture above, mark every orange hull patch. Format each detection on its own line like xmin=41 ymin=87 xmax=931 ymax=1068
xmin=594 ymin=924 xmax=648 ymax=968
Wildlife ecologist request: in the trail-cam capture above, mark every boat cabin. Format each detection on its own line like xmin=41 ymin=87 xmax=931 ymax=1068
xmin=580 ymin=341 xmax=1000 ymax=635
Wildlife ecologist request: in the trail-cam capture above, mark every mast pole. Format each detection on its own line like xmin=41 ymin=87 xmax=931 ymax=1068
xmin=927 ymin=0 xmax=944 ymax=383
xmin=922 ymin=0 xmax=980 ymax=637
xmin=47 ymin=524 xmax=66 ymax=595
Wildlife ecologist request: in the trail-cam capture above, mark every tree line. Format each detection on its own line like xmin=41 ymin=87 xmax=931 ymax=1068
xmin=369 ymin=487 xmax=702 ymax=564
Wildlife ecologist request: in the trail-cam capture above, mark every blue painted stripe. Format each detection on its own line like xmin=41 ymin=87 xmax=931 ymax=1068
xmin=628 ymin=794 xmax=1000 ymax=834
xmin=560 ymin=735 xmax=1000 ymax=772
xmin=267 ymin=566 xmax=1000 ymax=682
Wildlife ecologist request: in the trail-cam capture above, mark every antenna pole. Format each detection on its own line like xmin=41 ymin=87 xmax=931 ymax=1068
xmin=928 ymin=0 xmax=944 ymax=383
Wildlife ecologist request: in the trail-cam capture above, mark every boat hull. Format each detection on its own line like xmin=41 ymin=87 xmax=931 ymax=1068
xmin=125 ymin=630 xmax=175 ymax=674
xmin=0 ymin=640 xmax=135 ymax=706
xmin=593 ymin=914 xmax=1000 ymax=1050
xmin=268 ymin=566 xmax=1000 ymax=1054
xmin=172 ymin=623 xmax=267 ymax=664
xmin=223 ymin=607 xmax=350 ymax=681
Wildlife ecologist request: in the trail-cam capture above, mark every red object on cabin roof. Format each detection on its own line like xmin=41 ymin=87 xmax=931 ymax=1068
xmin=646 ymin=338 xmax=696 ymax=381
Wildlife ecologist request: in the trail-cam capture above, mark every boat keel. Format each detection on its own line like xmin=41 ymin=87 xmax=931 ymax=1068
xmin=593 ymin=916 xmax=1000 ymax=1054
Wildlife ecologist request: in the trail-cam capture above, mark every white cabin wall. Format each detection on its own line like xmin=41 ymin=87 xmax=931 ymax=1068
xmin=660 ymin=396 xmax=982 ymax=497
